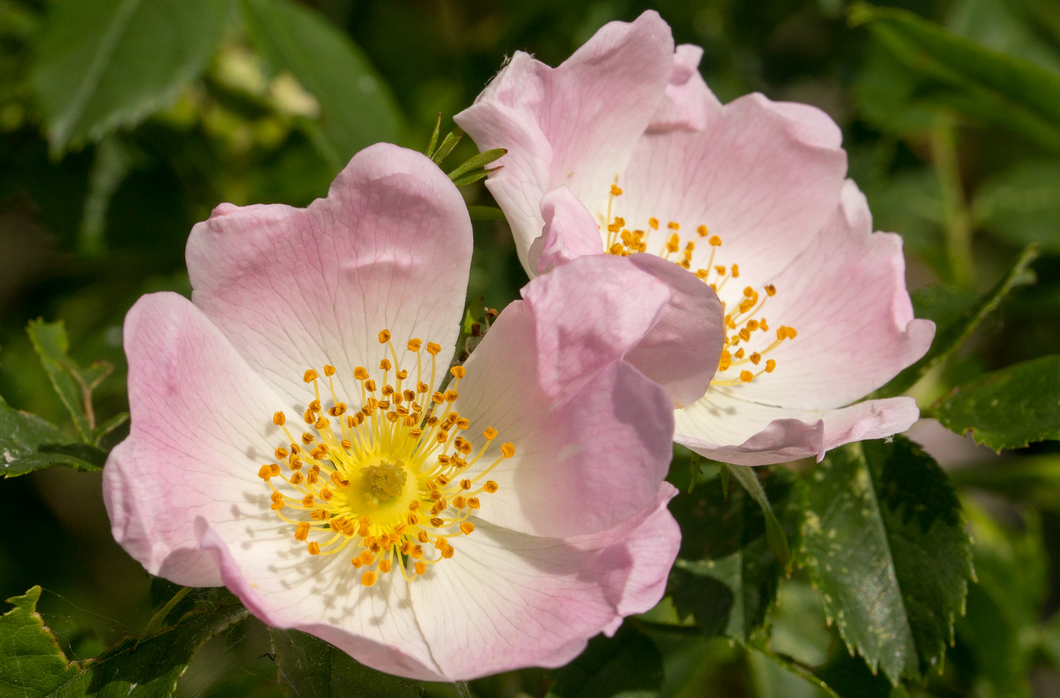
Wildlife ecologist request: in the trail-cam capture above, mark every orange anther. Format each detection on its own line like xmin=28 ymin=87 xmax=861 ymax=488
xmin=273 ymin=411 xmax=286 ymax=426
xmin=378 ymin=330 xmax=391 ymax=343
xmin=484 ymin=480 xmax=499 ymax=493
xmin=451 ymin=365 xmax=466 ymax=379
xmin=500 ymin=443 xmax=515 ymax=458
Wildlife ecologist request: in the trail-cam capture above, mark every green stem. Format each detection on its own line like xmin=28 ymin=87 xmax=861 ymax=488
xmin=134 ymin=586 xmax=192 ymax=648
xmin=931 ymin=119 xmax=975 ymax=289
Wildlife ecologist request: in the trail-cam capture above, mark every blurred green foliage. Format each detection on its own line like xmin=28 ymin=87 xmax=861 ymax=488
xmin=1 ymin=0 xmax=1059 ymax=696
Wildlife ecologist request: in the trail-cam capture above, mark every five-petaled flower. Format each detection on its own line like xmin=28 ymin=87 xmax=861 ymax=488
xmin=456 ymin=11 xmax=936 ymax=465
xmin=103 ymin=143 xmax=722 ymax=680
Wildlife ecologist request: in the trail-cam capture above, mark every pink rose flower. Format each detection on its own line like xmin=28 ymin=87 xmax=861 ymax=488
xmin=102 ymin=143 xmax=722 ymax=680
xmin=456 ymin=12 xmax=935 ymax=465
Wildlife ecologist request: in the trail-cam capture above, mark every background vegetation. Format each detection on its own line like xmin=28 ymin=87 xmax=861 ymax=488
xmin=1 ymin=0 xmax=1059 ymax=696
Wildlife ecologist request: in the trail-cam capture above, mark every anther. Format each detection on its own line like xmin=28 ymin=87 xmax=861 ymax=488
xmin=500 ymin=443 xmax=515 ymax=458
xmin=303 ymin=369 xmax=318 ymax=383
xmin=324 ymin=365 xmax=336 ymax=376
xmin=273 ymin=412 xmax=286 ymax=426
xmin=378 ymin=330 xmax=391 ymax=343
xmin=451 ymin=365 xmax=466 ymax=379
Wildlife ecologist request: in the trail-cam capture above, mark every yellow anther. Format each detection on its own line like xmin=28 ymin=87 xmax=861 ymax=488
xmin=303 ymin=369 xmax=319 ymax=383
xmin=426 ymin=342 xmax=441 ymax=355
xmin=610 ymin=184 xmax=623 ymax=196
xmin=451 ymin=365 xmax=466 ymax=379
xmin=444 ymin=390 xmax=459 ymax=402
xmin=290 ymin=472 xmax=304 ymax=485
xmin=765 ymin=284 xmax=777 ymax=296
xmin=709 ymin=235 xmax=722 ymax=247
xmin=354 ymin=366 xmax=369 ymax=380
xmin=378 ymin=559 xmax=392 ymax=574
xmin=361 ymin=571 xmax=378 ymax=587
xmin=314 ymin=415 xmax=329 ymax=430
xmin=323 ymin=365 xmax=336 ymax=377
xmin=740 ymin=371 xmax=754 ymax=383
xmin=258 ymin=464 xmax=279 ymax=480
xmin=765 ymin=359 xmax=777 ymax=373
xmin=750 ymin=352 xmax=762 ymax=365
xmin=378 ymin=330 xmax=391 ymax=343
xmin=667 ymin=221 xmax=680 ymax=230
xmin=468 ymin=497 xmax=481 ymax=509
xmin=307 ymin=541 xmax=321 ymax=555
xmin=460 ymin=522 xmax=476 ymax=535
xmin=273 ymin=412 xmax=286 ymax=426
xmin=666 ymin=234 xmax=680 ymax=253
xmin=294 ymin=522 xmax=310 ymax=541
xmin=484 ymin=480 xmax=499 ymax=493
xmin=648 ymin=217 xmax=659 ymax=229
xmin=731 ymin=264 xmax=740 ymax=278
xmin=328 ymin=403 xmax=347 ymax=416
xmin=408 ymin=338 xmax=422 ymax=351
xmin=483 ymin=427 xmax=498 ymax=440
xmin=380 ymin=358 xmax=392 ymax=371
xmin=500 ymin=443 xmax=515 ymax=458
xmin=414 ymin=561 xmax=426 ymax=575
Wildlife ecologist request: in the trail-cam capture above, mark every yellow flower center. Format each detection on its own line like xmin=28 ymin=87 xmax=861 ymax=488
xmin=257 ymin=330 xmax=514 ymax=587
xmin=601 ymin=183 xmax=797 ymax=386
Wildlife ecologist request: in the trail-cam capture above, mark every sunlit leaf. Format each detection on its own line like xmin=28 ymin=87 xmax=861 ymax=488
xmin=270 ymin=629 xmax=423 ymax=698
xmin=0 ymin=587 xmax=79 ymax=698
xmin=874 ymin=245 xmax=1039 ymax=397
xmin=669 ymin=468 xmax=805 ymax=644
xmin=240 ymin=0 xmax=405 ymax=172
xmin=724 ymin=463 xmax=791 ymax=569
xmin=547 ymin=624 xmax=664 ymax=698
xmin=936 ymin=354 xmax=1060 ymax=450
xmin=32 ymin=0 xmax=234 ymax=154
xmin=801 ymin=437 xmax=973 ymax=683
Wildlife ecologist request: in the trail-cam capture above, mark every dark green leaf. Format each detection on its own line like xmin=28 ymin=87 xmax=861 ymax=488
xmin=0 ymin=396 xmax=103 ymax=477
xmin=450 ymin=169 xmax=491 ymax=187
xmin=547 ymin=624 xmax=663 ymax=698
xmin=1 ymin=587 xmax=248 ymax=697
xmin=424 ymin=113 xmax=442 ymax=158
xmin=874 ymin=245 xmax=1039 ymax=397
xmin=723 ymin=463 xmax=791 ymax=569
xmin=27 ymin=319 xmax=113 ymax=444
xmin=973 ymin=160 xmax=1060 ymax=252
xmin=948 ymin=0 xmax=1060 ymax=74
xmin=32 ymin=0 xmax=234 ymax=154
xmin=270 ymin=629 xmax=424 ymax=698
xmin=240 ymin=0 xmax=404 ymax=172
xmin=851 ymin=3 xmax=1060 ymax=152
xmin=0 ymin=587 xmax=80 ymax=698
xmin=935 ymin=354 xmax=1060 ymax=450
xmin=801 ymin=437 xmax=973 ymax=683
xmin=668 ymin=468 xmax=805 ymax=644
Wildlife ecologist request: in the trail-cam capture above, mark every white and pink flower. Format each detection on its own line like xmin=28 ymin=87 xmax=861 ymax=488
xmin=102 ymin=143 xmax=723 ymax=680
xmin=456 ymin=12 xmax=935 ymax=465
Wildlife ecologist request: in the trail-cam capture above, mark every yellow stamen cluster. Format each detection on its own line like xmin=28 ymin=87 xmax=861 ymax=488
xmin=259 ymin=331 xmax=514 ymax=586
xmin=601 ymin=182 xmax=797 ymax=385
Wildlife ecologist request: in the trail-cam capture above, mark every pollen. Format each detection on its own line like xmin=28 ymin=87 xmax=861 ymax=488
xmin=599 ymin=180 xmax=797 ymax=387
xmin=258 ymin=333 xmax=509 ymax=587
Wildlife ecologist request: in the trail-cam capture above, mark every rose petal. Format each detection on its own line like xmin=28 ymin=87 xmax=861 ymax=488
xmin=712 ymin=180 xmax=935 ymax=408
xmin=186 ymin=143 xmax=472 ymax=406
xmin=647 ymin=44 xmax=721 ymax=132
xmin=605 ymin=92 xmax=847 ymax=287
xmin=455 ymin=11 xmax=675 ymax=270
xmin=528 ymin=187 xmax=606 ymax=274
xmin=454 ymin=255 xmax=697 ymax=537
xmin=674 ymin=390 xmax=921 ymax=466
xmin=102 ymin=292 xmax=288 ymax=586
xmin=408 ymin=484 xmax=679 ymax=680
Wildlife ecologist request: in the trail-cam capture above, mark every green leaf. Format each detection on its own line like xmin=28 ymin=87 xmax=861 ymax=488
xmin=240 ymin=0 xmax=404 ymax=172
xmin=26 ymin=319 xmax=113 ymax=444
xmin=0 ymin=395 xmax=104 ymax=477
xmin=0 ymin=587 xmax=79 ymax=698
xmin=32 ymin=0 xmax=234 ymax=154
xmin=750 ymin=649 xmax=839 ymax=698
xmin=947 ymin=0 xmax=1060 ymax=74
xmin=429 ymin=129 xmax=463 ymax=165
xmin=973 ymin=160 xmax=1060 ymax=252
xmin=270 ymin=629 xmax=424 ymax=698
xmin=723 ymin=463 xmax=791 ymax=569
xmin=801 ymin=437 xmax=973 ymax=683
xmin=1 ymin=587 xmax=248 ymax=697
xmin=546 ymin=624 xmax=663 ymax=698
xmin=812 ymin=652 xmax=908 ymax=698
xmin=668 ymin=468 xmax=805 ymax=644
xmin=873 ymin=245 xmax=1039 ymax=397
xmin=850 ymin=3 xmax=1060 ymax=152
xmin=935 ymin=354 xmax=1060 ymax=451
xmin=447 ymin=147 xmax=506 ymax=182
